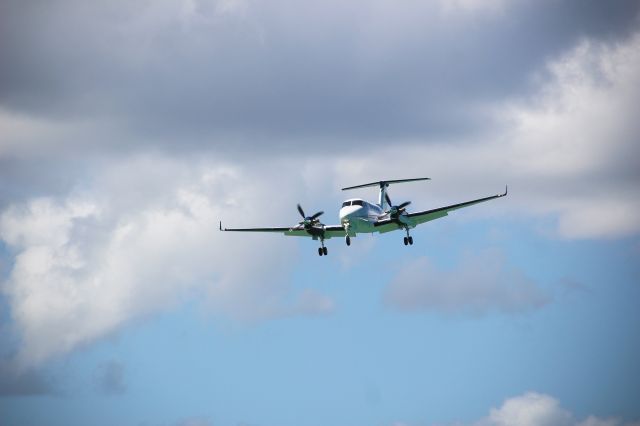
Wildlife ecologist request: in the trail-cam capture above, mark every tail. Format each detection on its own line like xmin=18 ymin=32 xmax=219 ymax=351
xmin=341 ymin=178 xmax=431 ymax=209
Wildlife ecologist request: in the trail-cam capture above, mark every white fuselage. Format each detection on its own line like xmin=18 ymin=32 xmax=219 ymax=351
xmin=339 ymin=198 xmax=384 ymax=236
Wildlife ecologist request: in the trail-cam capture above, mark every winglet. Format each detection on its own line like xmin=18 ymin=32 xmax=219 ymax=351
xmin=219 ymin=221 xmax=223 ymax=231
xmin=502 ymin=185 xmax=508 ymax=196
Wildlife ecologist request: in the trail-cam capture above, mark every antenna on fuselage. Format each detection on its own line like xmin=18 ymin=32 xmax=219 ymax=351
xmin=341 ymin=177 xmax=431 ymax=209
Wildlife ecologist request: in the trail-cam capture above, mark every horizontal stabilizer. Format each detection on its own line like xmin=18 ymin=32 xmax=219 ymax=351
xmin=341 ymin=177 xmax=431 ymax=191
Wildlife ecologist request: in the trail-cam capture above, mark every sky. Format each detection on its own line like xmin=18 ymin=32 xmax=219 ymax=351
xmin=1 ymin=0 xmax=639 ymax=425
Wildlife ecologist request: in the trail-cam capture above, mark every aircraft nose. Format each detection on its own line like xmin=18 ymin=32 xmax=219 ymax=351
xmin=340 ymin=205 xmax=361 ymax=220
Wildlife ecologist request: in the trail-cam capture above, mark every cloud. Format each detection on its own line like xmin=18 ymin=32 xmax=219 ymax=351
xmin=1 ymin=0 xmax=639 ymax=371
xmin=93 ymin=360 xmax=126 ymax=395
xmin=1 ymin=3 xmax=639 ymax=240
xmin=474 ymin=392 xmax=638 ymax=426
xmin=332 ymin=31 xmax=640 ymax=239
xmin=0 ymin=156 xmax=334 ymax=368
xmin=384 ymin=249 xmax=550 ymax=315
xmin=1 ymin=0 xmax=638 ymax=152
xmin=0 ymin=361 xmax=54 ymax=396
xmin=392 ymin=392 xmax=639 ymax=426
xmin=477 ymin=392 xmax=573 ymax=426
xmin=502 ymin=34 xmax=640 ymax=239
xmin=174 ymin=417 xmax=213 ymax=426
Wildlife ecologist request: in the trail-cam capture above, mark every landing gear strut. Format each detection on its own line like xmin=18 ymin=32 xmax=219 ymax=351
xmin=403 ymin=229 xmax=413 ymax=246
xmin=318 ymin=240 xmax=328 ymax=256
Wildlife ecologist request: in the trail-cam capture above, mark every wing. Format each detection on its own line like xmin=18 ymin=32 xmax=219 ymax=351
xmin=221 ymin=225 xmax=306 ymax=237
xmin=220 ymin=222 xmax=346 ymax=239
xmin=323 ymin=225 xmax=347 ymax=239
xmin=374 ymin=186 xmax=507 ymax=231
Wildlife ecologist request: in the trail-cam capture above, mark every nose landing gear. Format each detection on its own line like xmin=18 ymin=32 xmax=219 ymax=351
xmin=345 ymin=235 xmax=351 ymax=246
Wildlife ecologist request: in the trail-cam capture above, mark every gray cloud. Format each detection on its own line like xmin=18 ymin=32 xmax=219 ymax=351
xmin=331 ymin=32 xmax=640 ymax=239
xmin=384 ymin=249 xmax=550 ymax=315
xmin=1 ymin=1 xmax=638 ymax=237
xmin=93 ymin=360 xmax=126 ymax=395
xmin=0 ymin=361 xmax=54 ymax=396
xmin=1 ymin=0 xmax=639 ymax=369
xmin=1 ymin=0 xmax=638 ymax=151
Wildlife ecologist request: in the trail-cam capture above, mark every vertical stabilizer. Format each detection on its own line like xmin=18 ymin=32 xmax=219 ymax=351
xmin=379 ymin=183 xmax=389 ymax=209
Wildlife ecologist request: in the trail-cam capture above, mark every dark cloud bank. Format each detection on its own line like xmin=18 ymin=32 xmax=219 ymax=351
xmin=1 ymin=0 xmax=638 ymax=149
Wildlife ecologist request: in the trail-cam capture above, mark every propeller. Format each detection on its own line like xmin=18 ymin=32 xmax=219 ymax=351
xmin=383 ymin=193 xmax=411 ymax=218
xmin=297 ymin=204 xmax=324 ymax=228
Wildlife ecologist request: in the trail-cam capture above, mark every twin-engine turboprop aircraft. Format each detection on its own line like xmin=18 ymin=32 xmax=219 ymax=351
xmin=220 ymin=178 xmax=507 ymax=256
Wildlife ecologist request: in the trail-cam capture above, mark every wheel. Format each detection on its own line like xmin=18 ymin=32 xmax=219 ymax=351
xmin=403 ymin=236 xmax=408 ymax=245
xmin=345 ymin=235 xmax=351 ymax=246
xmin=318 ymin=247 xmax=323 ymax=256
xmin=323 ymin=246 xmax=328 ymax=255
xmin=408 ymin=236 xmax=413 ymax=245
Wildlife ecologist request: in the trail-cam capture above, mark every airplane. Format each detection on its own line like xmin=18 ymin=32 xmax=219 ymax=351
xmin=220 ymin=178 xmax=507 ymax=256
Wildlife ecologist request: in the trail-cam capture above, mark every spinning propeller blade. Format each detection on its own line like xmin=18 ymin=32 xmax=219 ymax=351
xmin=383 ymin=193 xmax=411 ymax=217
xmin=297 ymin=204 xmax=324 ymax=227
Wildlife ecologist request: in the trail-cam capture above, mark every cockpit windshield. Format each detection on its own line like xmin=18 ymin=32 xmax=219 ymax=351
xmin=342 ymin=200 xmax=364 ymax=207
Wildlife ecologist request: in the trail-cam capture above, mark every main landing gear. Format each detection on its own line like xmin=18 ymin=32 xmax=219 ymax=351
xmin=403 ymin=228 xmax=413 ymax=246
xmin=318 ymin=240 xmax=328 ymax=256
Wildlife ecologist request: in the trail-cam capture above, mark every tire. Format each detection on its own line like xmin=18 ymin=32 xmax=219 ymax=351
xmin=403 ymin=237 xmax=408 ymax=245
xmin=323 ymin=246 xmax=328 ymax=255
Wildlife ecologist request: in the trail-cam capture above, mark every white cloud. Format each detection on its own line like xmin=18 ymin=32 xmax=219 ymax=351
xmin=391 ymin=392 xmax=639 ymax=426
xmin=384 ymin=249 xmax=549 ymax=315
xmin=473 ymin=392 xmax=637 ymax=426
xmin=2 ymin=3 xmax=639 ymax=374
xmin=502 ymin=35 xmax=640 ymax=239
xmin=332 ymin=33 xmax=640 ymax=240
xmin=0 ymin=156 xmax=334 ymax=368
xmin=478 ymin=392 xmax=573 ymax=426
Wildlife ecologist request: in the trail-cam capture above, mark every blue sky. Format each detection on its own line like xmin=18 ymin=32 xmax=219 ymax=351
xmin=1 ymin=1 xmax=640 ymax=425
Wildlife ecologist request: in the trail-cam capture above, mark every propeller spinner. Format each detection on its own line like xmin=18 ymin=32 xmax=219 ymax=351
xmin=297 ymin=204 xmax=324 ymax=228
xmin=383 ymin=193 xmax=411 ymax=218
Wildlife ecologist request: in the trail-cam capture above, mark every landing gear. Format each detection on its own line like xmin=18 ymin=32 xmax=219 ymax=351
xmin=345 ymin=235 xmax=351 ymax=246
xmin=318 ymin=240 xmax=328 ymax=256
xmin=403 ymin=229 xmax=413 ymax=246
